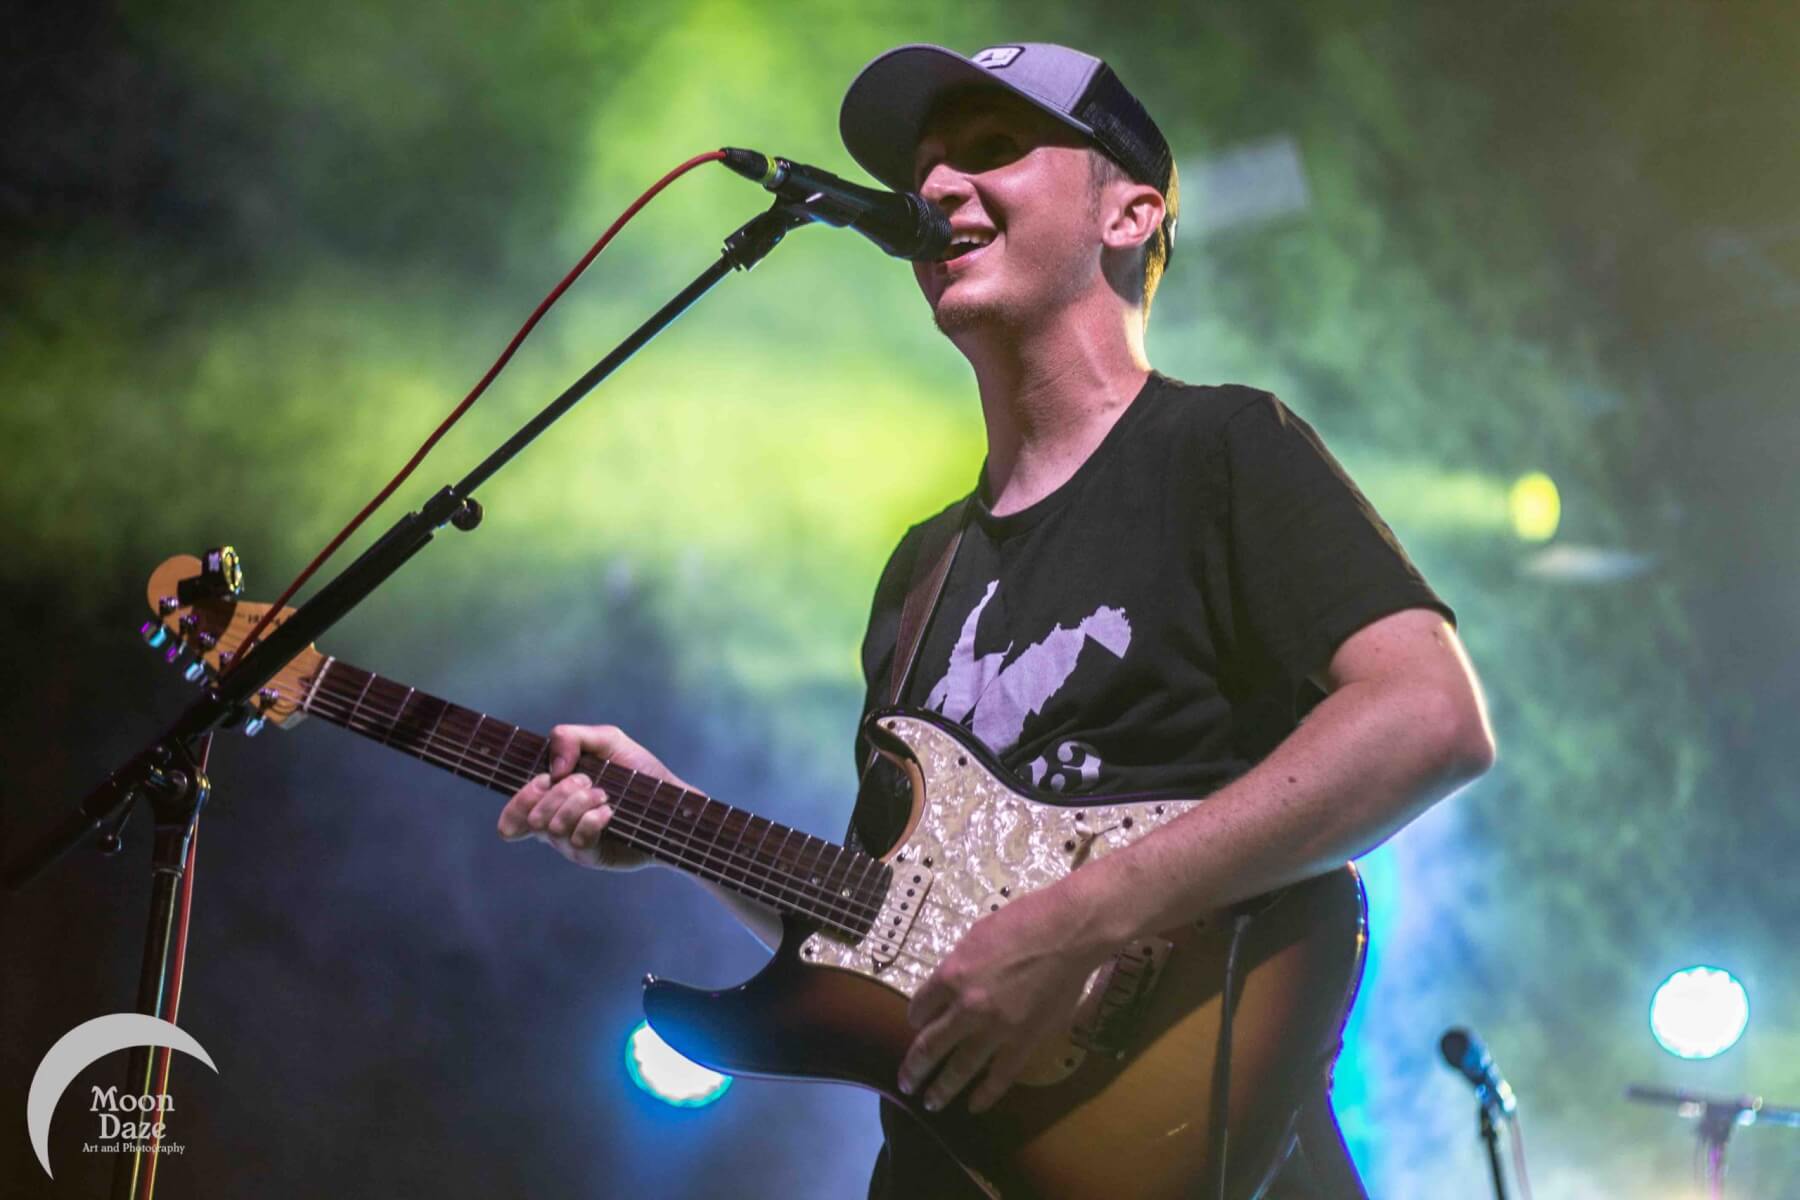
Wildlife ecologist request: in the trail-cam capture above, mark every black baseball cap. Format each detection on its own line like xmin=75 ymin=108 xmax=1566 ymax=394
xmin=839 ymin=42 xmax=1178 ymax=262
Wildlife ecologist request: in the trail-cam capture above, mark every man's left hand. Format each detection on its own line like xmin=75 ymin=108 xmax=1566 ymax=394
xmin=898 ymin=880 xmax=1112 ymax=1115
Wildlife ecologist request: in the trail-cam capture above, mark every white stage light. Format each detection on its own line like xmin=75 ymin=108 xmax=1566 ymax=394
xmin=625 ymin=1021 xmax=732 ymax=1107
xmin=1649 ymin=966 xmax=1749 ymax=1059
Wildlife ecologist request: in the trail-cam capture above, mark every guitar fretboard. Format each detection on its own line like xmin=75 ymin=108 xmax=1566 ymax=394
xmin=297 ymin=658 xmax=888 ymax=937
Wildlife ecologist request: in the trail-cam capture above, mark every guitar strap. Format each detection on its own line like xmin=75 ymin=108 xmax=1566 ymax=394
xmin=884 ymin=497 xmax=970 ymax=710
xmin=849 ymin=500 xmax=968 ymax=855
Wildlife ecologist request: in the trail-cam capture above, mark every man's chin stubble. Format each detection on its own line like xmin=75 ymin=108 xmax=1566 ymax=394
xmin=929 ymin=295 xmax=1006 ymax=337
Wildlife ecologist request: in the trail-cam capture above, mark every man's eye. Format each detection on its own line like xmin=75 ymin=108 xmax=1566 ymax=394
xmin=973 ymin=134 xmax=1018 ymax=166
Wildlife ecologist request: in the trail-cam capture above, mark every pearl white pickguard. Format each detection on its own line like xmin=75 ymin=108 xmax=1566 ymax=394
xmin=799 ymin=713 xmax=1200 ymax=1084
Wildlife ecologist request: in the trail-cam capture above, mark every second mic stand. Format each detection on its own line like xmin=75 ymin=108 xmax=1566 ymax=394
xmin=1627 ymin=1083 xmax=1800 ymax=1199
xmin=1475 ymin=1090 xmax=1508 ymax=1200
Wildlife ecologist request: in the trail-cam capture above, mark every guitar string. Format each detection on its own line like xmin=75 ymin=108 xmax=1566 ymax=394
xmin=300 ymin=688 xmax=887 ymax=939
xmin=294 ymin=659 xmax=1121 ymax=999
xmin=290 ymin=675 xmax=1097 ymax=980
xmin=278 ymin=676 xmax=893 ymax=936
xmin=303 ymin=680 xmax=1038 ymax=979
xmin=254 ymin=672 xmax=1052 ymax=978
xmin=294 ymin=680 xmax=978 ymax=977
xmin=299 ymin=666 xmax=891 ymax=921
xmin=304 ymin=698 xmax=883 ymax=937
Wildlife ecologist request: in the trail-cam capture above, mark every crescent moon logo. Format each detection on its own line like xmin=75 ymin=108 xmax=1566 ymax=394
xmin=26 ymin=1014 xmax=218 ymax=1178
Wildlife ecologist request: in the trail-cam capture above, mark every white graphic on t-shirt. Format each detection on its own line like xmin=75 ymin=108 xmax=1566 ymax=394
xmin=923 ymin=580 xmax=1132 ymax=771
xmin=1027 ymin=739 xmax=1104 ymax=793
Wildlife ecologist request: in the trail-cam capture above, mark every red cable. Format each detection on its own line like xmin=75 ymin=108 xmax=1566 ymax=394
xmin=140 ymin=734 xmax=208 ymax=1199
xmin=226 ymin=149 xmax=729 ymax=672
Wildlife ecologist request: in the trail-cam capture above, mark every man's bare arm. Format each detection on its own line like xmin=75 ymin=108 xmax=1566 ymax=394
xmin=1059 ymin=606 xmax=1495 ymax=957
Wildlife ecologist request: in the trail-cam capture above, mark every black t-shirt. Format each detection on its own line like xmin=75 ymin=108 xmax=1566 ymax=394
xmin=850 ymin=372 xmax=1453 ymax=855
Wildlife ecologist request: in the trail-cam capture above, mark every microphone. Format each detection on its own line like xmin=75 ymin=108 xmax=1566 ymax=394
xmin=1440 ymin=1027 xmax=1517 ymax=1115
xmin=720 ymin=148 xmax=951 ymax=262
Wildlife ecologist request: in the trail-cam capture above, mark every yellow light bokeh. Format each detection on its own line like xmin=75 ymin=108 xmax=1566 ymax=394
xmin=1508 ymin=471 xmax=1561 ymax=542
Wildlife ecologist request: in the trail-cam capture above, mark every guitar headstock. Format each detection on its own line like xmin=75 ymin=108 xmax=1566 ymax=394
xmin=142 ymin=554 xmax=325 ymax=735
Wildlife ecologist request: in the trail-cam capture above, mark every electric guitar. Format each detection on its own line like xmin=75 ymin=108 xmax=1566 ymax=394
xmin=141 ymin=554 xmax=1367 ymax=1200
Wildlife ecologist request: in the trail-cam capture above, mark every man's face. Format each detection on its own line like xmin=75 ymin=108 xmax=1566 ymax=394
xmin=909 ymin=89 xmax=1100 ymax=335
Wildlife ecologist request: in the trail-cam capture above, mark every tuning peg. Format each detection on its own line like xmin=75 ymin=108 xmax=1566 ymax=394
xmin=140 ymin=620 xmax=170 ymax=649
xmin=158 ymin=595 xmax=180 ymax=615
xmin=243 ymin=714 xmax=267 ymax=737
xmin=163 ymin=641 xmax=187 ymax=666
xmin=183 ymin=660 xmax=209 ymax=683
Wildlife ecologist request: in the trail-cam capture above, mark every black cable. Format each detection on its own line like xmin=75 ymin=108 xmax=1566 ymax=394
xmin=1209 ymin=911 xmax=1254 ymax=1200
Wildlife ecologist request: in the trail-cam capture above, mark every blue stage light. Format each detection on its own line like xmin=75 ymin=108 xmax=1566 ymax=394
xmin=624 ymin=1020 xmax=732 ymax=1107
xmin=1649 ymin=966 xmax=1749 ymax=1059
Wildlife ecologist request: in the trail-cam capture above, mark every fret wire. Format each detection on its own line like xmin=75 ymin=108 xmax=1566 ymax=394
xmin=610 ymin=775 xmax=868 ymax=929
xmin=830 ymin=833 xmax=885 ymax=914
xmin=498 ymin=724 xmax=546 ymax=786
xmin=380 ymin=687 xmax=418 ymax=746
xmin=419 ymin=695 xmax=453 ymax=763
xmin=695 ymin=797 xmax=735 ymax=889
xmin=822 ymin=841 xmax=858 ymax=907
xmin=765 ymin=824 xmax=798 ymax=898
xmin=628 ymin=777 xmax=821 ymax=918
xmin=300 ymin=656 xmax=337 ymax=714
xmin=796 ymin=832 xmax=825 ymax=890
xmin=597 ymin=767 xmax=876 ymax=927
xmin=847 ymin=838 xmax=885 ymax=912
xmin=486 ymin=724 xmax=520 ymax=791
xmin=291 ymin=684 xmax=886 ymax=929
xmin=344 ymin=669 xmax=378 ymax=727
xmin=431 ymin=700 xmax=476 ymax=774
xmin=459 ymin=713 xmax=489 ymax=778
xmin=618 ymin=771 xmax=887 ymax=927
xmin=714 ymin=804 xmax=756 ymax=894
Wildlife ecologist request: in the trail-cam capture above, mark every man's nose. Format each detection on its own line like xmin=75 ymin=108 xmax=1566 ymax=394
xmin=917 ymin=162 xmax=972 ymax=209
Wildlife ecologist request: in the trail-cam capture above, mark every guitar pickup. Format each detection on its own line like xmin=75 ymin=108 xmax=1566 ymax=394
xmin=868 ymin=864 xmax=934 ymax=966
xmin=1070 ymin=936 xmax=1172 ymax=1056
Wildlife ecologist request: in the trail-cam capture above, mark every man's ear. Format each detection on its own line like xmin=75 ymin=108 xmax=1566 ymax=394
xmin=1101 ymin=182 xmax=1165 ymax=254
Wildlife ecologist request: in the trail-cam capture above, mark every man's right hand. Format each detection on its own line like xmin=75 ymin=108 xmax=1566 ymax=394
xmin=496 ymin=724 xmax=687 ymax=871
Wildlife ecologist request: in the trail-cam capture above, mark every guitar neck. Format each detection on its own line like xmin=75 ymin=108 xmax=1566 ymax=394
xmin=297 ymin=657 xmax=887 ymax=937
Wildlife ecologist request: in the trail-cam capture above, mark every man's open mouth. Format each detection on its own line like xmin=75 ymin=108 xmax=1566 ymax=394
xmin=940 ymin=229 xmax=997 ymax=268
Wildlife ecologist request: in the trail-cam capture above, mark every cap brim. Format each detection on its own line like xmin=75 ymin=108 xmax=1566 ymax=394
xmin=839 ymin=44 xmax=1096 ymax=194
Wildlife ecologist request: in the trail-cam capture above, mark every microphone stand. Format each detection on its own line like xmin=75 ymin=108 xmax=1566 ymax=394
xmin=1475 ymin=1092 xmax=1508 ymax=1200
xmin=1626 ymin=1083 xmax=1800 ymax=1199
xmin=3 ymin=197 xmax=817 ymax=1198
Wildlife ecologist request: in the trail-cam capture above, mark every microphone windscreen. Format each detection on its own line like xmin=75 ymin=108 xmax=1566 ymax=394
xmin=1440 ymin=1027 xmax=1474 ymax=1071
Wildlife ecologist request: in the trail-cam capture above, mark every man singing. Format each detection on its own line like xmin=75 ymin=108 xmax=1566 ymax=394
xmin=497 ymin=41 xmax=1495 ymax=1199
